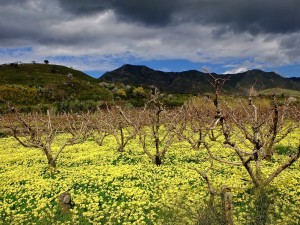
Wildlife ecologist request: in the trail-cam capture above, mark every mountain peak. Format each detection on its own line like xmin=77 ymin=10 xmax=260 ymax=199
xmin=118 ymin=64 xmax=153 ymax=72
xmin=100 ymin=65 xmax=300 ymax=94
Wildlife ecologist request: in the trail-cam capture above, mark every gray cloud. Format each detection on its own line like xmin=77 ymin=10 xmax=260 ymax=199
xmin=0 ymin=0 xmax=299 ymax=74
xmin=57 ymin=0 xmax=300 ymax=34
xmin=57 ymin=0 xmax=183 ymax=27
xmin=280 ymin=34 xmax=300 ymax=62
xmin=0 ymin=1 xmax=66 ymax=45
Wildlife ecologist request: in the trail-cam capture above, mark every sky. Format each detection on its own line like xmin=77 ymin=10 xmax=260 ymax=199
xmin=1 ymin=0 xmax=300 ymax=78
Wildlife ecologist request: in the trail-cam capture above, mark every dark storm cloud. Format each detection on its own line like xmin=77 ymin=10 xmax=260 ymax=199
xmin=57 ymin=0 xmax=184 ymax=26
xmin=280 ymin=34 xmax=300 ymax=61
xmin=0 ymin=0 xmax=300 ymax=73
xmin=57 ymin=0 xmax=108 ymax=16
xmin=0 ymin=0 xmax=84 ymax=46
xmin=58 ymin=0 xmax=300 ymax=34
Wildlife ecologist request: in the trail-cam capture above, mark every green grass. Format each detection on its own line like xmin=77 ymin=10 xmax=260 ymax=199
xmin=259 ymin=88 xmax=300 ymax=98
xmin=0 ymin=63 xmax=97 ymax=86
xmin=0 ymin=64 xmax=112 ymax=112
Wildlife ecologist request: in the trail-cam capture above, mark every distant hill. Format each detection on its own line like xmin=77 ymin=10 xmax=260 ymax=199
xmin=259 ymin=88 xmax=300 ymax=98
xmin=0 ymin=63 xmax=111 ymax=112
xmin=0 ymin=63 xmax=96 ymax=86
xmin=100 ymin=64 xmax=300 ymax=95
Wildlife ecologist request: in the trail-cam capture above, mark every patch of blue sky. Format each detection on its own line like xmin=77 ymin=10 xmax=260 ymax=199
xmin=271 ymin=64 xmax=300 ymax=78
xmin=2 ymin=49 xmax=298 ymax=78
xmin=0 ymin=47 xmax=33 ymax=59
xmin=133 ymin=59 xmax=225 ymax=73
xmin=84 ymin=71 xmax=103 ymax=78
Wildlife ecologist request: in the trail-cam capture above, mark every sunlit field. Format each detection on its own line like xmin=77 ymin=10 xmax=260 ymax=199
xmin=0 ymin=129 xmax=299 ymax=225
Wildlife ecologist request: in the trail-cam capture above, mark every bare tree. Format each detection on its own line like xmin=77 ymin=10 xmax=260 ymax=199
xmin=115 ymin=88 xmax=179 ymax=165
xmin=137 ymin=88 xmax=179 ymax=165
xmin=188 ymin=72 xmax=299 ymax=224
xmin=176 ymin=97 xmax=221 ymax=151
xmin=205 ymin=73 xmax=300 ymax=189
xmin=101 ymin=105 xmax=137 ymax=152
xmin=221 ymin=95 xmax=300 ymax=188
xmin=89 ymin=109 xmax=110 ymax=146
xmin=5 ymin=111 xmax=91 ymax=169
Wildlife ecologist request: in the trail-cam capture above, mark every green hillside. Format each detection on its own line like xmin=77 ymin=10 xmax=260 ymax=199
xmin=259 ymin=88 xmax=300 ymax=98
xmin=0 ymin=64 xmax=112 ymax=112
xmin=0 ymin=63 xmax=97 ymax=86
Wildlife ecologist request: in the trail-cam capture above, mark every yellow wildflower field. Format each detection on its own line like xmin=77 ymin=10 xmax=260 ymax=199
xmin=0 ymin=130 xmax=299 ymax=225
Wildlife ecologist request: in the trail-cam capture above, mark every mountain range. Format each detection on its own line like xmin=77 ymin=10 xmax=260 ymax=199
xmin=100 ymin=64 xmax=300 ymax=95
xmin=0 ymin=63 xmax=299 ymax=112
